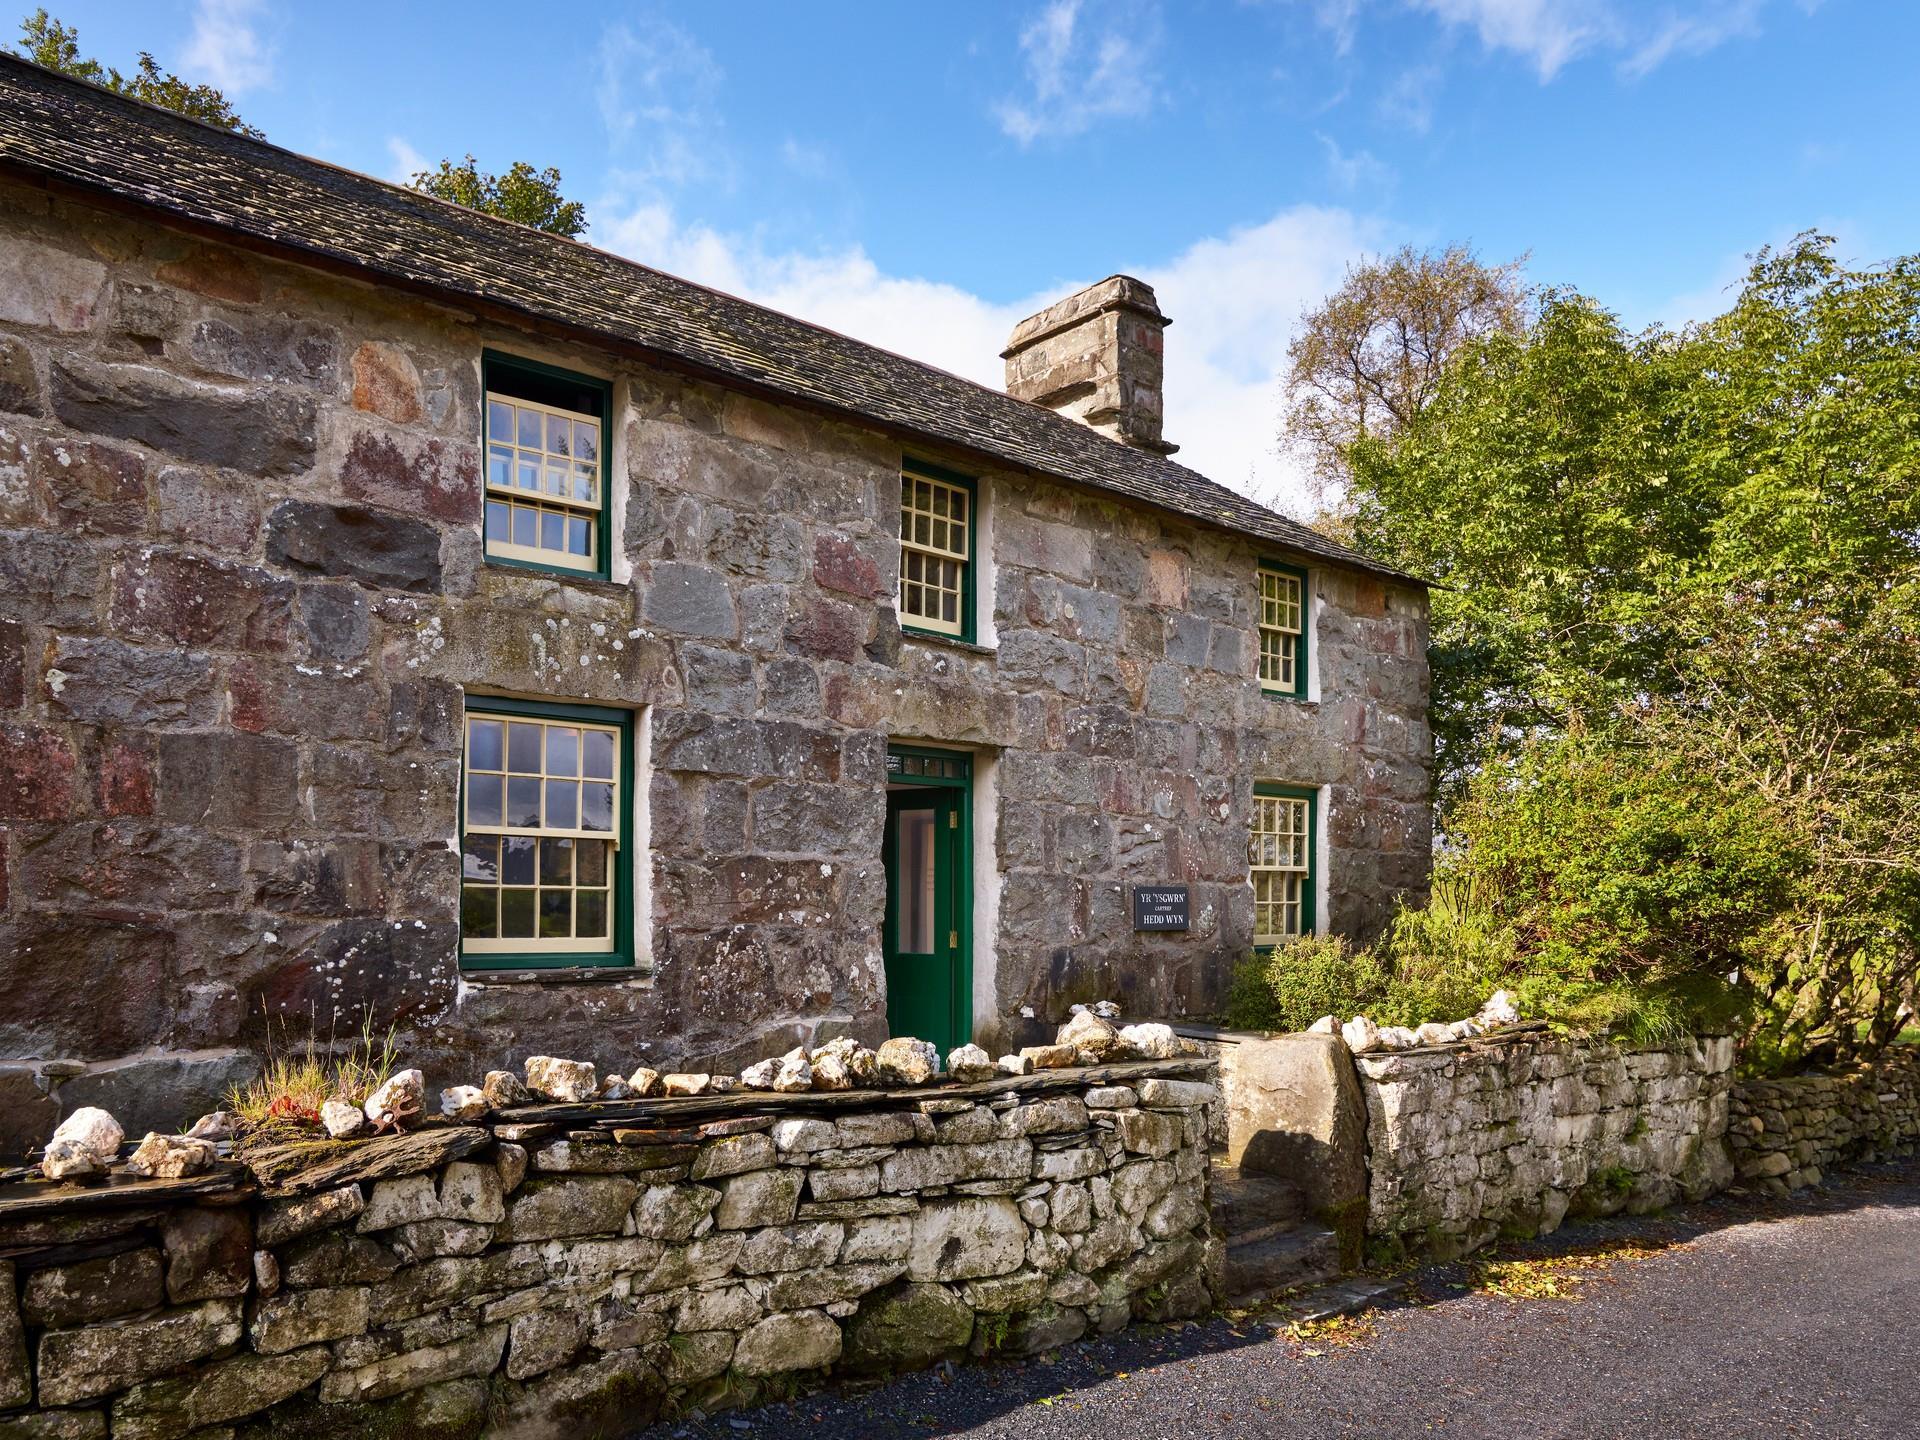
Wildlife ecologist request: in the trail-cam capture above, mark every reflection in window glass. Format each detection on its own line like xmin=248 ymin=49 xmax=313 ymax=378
xmin=896 ymin=807 xmax=936 ymax=953
xmin=462 ymin=709 xmax=623 ymax=959
xmin=482 ymin=384 xmax=604 ymax=573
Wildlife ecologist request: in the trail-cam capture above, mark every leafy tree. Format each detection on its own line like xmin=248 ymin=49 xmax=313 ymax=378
xmin=1350 ymin=232 xmax=1920 ymax=1065
xmin=1283 ymin=243 xmax=1529 ymax=518
xmin=409 ymin=155 xmax=588 ymax=239
xmin=1347 ymin=292 xmax=1694 ymax=792
xmin=16 ymin=9 xmax=262 ymax=137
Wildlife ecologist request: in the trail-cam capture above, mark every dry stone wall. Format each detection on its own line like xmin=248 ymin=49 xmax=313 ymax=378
xmin=1729 ymin=1048 xmax=1920 ymax=1193
xmin=0 ymin=178 xmax=1431 ymax=1139
xmin=0 ymin=1067 xmax=1218 ymax=1438
xmin=1356 ymin=1030 xmax=1735 ymax=1258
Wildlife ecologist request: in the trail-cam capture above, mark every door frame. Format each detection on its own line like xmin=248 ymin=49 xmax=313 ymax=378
xmin=883 ymin=744 xmax=973 ymax=1050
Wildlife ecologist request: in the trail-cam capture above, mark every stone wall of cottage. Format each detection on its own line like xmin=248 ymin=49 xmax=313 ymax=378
xmin=0 ymin=1072 xmax=1218 ymax=1438
xmin=1727 ymin=1048 xmax=1920 ymax=1193
xmin=0 ymin=178 xmax=1431 ymax=1140
xmin=1356 ymin=1031 xmax=1736 ymax=1259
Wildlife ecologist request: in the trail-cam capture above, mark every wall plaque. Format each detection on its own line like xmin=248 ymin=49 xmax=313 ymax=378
xmin=1131 ymin=885 xmax=1190 ymax=932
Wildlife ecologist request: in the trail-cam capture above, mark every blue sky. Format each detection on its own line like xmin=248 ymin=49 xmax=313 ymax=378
xmin=37 ymin=0 xmax=1919 ymax=509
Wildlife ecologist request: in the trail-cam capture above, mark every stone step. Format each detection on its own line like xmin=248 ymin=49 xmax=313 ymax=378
xmin=1222 ymin=1224 xmax=1341 ymax=1303
xmin=1209 ymin=1166 xmax=1308 ymax=1236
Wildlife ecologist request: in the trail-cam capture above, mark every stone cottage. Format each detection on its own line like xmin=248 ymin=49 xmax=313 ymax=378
xmin=0 ymin=55 xmax=1431 ymax=1141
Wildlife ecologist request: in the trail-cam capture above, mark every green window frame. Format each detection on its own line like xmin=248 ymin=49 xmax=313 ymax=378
xmin=459 ymin=696 xmax=635 ymax=971
xmin=481 ymin=351 xmax=613 ymax=582
xmin=1257 ymin=558 xmax=1310 ymax=700
xmin=1250 ymin=782 xmax=1318 ymax=948
xmin=898 ymin=457 xmax=978 ymax=644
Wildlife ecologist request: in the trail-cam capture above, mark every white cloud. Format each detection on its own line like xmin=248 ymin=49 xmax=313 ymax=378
xmin=996 ymin=0 xmax=1162 ymax=145
xmin=779 ymin=138 xmax=834 ymax=181
xmin=597 ymin=16 xmax=728 ymax=189
xmin=1411 ymin=0 xmax=1612 ymax=79
xmin=598 ymin=196 xmax=1384 ymax=516
xmin=1297 ymin=0 xmax=1770 ymax=81
xmin=1378 ymin=63 xmax=1441 ymax=133
xmin=179 ymin=0 xmax=274 ymax=95
xmin=1618 ymin=0 xmax=1763 ymax=78
xmin=385 ymin=137 xmax=428 ymax=186
xmin=1317 ymin=133 xmax=1395 ymax=193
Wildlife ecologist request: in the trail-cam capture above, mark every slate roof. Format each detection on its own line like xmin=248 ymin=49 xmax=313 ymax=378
xmin=0 ymin=55 xmax=1416 ymax=584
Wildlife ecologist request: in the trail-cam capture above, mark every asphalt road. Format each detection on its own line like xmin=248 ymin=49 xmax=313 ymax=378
xmin=638 ymin=1157 xmax=1920 ymax=1440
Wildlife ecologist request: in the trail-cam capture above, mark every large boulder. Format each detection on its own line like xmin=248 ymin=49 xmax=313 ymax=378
xmin=731 ymin=1310 xmax=841 ymax=1375
xmin=1477 ymin=989 xmax=1522 ymax=1027
xmin=875 ymin=1038 xmax=939 ymax=1087
xmin=905 ymin=1198 xmax=1025 ymax=1282
xmin=842 ymin=1282 xmax=975 ymax=1371
xmin=1057 ymin=1009 xmax=1119 ymax=1063
xmin=125 ymin=1133 xmax=216 ymax=1179
xmin=524 ymin=1057 xmax=596 ymax=1103
xmin=1217 ymin=1032 xmax=1367 ymax=1225
xmin=440 ymin=1085 xmax=487 ymax=1121
xmin=48 ymin=1106 xmax=122 ymax=1161
xmin=362 ymin=1069 xmax=424 ymax=1128
xmin=945 ymin=1044 xmax=997 ymax=1083
xmin=1340 ymin=1015 xmax=1381 ymax=1054
xmin=483 ymin=1070 xmax=530 ymax=1107
xmin=1116 ymin=1022 xmax=1179 ymax=1060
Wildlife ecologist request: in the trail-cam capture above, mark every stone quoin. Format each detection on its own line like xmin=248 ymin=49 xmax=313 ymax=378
xmin=0 ymin=53 xmax=1431 ymax=1140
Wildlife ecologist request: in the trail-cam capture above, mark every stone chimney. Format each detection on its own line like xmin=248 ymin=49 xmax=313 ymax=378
xmin=1002 ymin=275 xmax=1176 ymax=456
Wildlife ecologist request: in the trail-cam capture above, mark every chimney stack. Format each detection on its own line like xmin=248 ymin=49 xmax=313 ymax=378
xmin=1002 ymin=276 xmax=1175 ymax=456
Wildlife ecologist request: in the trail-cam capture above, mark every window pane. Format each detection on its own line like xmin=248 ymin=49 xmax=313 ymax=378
xmin=547 ymin=413 xmax=569 ymax=456
xmin=580 ymin=782 xmax=613 ymax=832
xmin=487 ymin=446 xmax=512 ymax=488
xmin=488 ymin=400 xmax=513 ymax=441
xmin=501 ymin=888 xmax=536 ymax=938
xmin=576 ymin=890 xmax=607 ymax=938
xmin=468 ymin=719 xmax=503 ymax=771
xmin=541 ymin=511 xmax=564 ymax=552
xmin=485 ymin=500 xmax=510 ymax=542
xmin=506 ymin=776 xmax=541 ymax=828
xmin=462 ymin=834 xmax=499 ymax=881
xmin=574 ymin=421 xmax=597 ymax=464
xmin=516 ymin=458 xmax=540 ymax=492
xmin=540 ymin=837 xmax=573 ymax=885
xmin=517 ymin=407 xmax=540 ymax=448
xmin=502 ymin=836 xmax=536 ymax=886
xmin=512 ymin=506 xmax=536 ymax=545
xmin=463 ymin=706 xmax=624 ymax=960
xmin=461 ymin=886 xmax=498 ymax=938
xmin=568 ymin=517 xmax=591 ymax=555
xmin=583 ymin=730 xmax=615 ymax=779
xmin=896 ymin=807 xmax=936 ymax=953
xmin=507 ymin=723 xmax=541 ymax=773
xmin=466 ymin=773 xmax=502 ymax=827
xmin=576 ymin=839 xmax=608 ymax=886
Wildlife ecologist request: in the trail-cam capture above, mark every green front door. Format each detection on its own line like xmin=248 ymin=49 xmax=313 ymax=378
xmin=882 ymin=747 xmax=971 ymax=1054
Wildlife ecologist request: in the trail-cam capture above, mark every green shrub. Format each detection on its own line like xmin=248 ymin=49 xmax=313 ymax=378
xmin=1222 ymin=934 xmax=1390 ymax=1033
xmin=1445 ymin=729 xmax=1799 ymax=991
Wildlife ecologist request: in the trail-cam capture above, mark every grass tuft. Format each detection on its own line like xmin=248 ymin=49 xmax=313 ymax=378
xmin=225 ymin=1007 xmax=400 ymax=1136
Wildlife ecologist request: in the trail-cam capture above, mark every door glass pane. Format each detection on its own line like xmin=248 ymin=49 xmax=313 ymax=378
xmin=896 ymin=807 xmax=936 ymax=953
